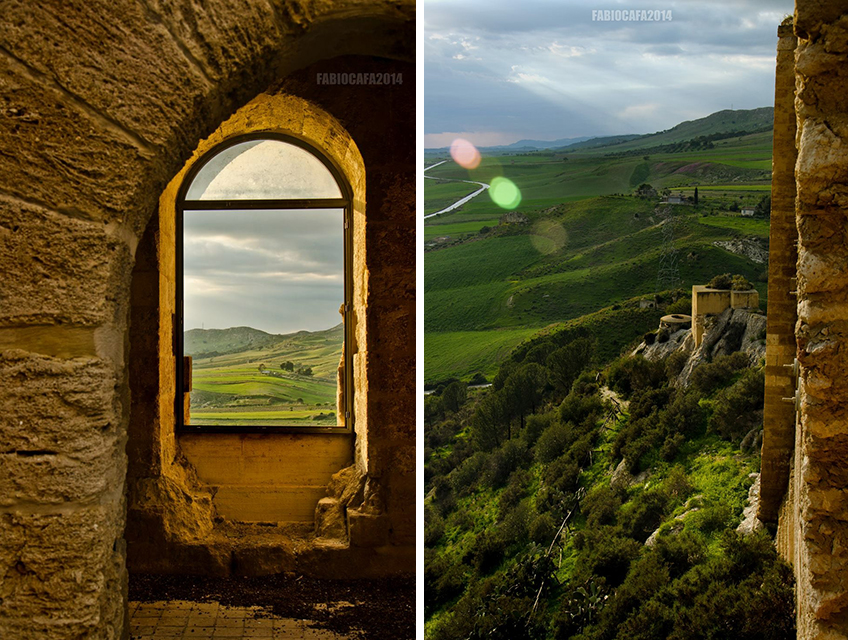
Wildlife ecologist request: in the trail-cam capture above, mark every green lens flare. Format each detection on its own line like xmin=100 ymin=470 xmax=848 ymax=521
xmin=489 ymin=177 xmax=521 ymax=210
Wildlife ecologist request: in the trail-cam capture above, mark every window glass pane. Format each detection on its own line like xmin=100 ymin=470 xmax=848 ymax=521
xmin=186 ymin=139 xmax=343 ymax=200
xmin=183 ymin=208 xmax=345 ymax=427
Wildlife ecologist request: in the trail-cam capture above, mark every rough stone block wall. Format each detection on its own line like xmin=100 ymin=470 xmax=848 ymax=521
xmin=760 ymin=21 xmax=799 ymax=525
xmin=790 ymin=2 xmax=848 ymax=636
xmin=278 ymin=57 xmax=417 ymax=548
xmin=0 ymin=2 xmax=414 ymax=637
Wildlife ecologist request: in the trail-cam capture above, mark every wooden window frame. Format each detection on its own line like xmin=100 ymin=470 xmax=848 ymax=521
xmin=174 ymin=132 xmax=354 ymax=434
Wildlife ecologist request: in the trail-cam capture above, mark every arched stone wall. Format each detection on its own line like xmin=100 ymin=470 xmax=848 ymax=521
xmin=0 ymin=2 xmax=414 ymax=638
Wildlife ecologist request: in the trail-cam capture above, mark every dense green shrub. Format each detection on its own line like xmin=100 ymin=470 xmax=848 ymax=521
xmin=659 ymin=432 xmax=685 ymax=461
xmin=525 ymin=341 xmax=555 ymax=365
xmin=687 ymin=503 xmax=735 ymax=535
xmin=547 ymin=337 xmax=594 ymax=393
xmin=498 ymin=500 xmax=531 ymax=547
xmin=424 ymin=394 xmax=444 ymax=426
xmin=529 ymin=513 xmax=558 ymax=544
xmin=451 ymin=451 xmax=487 ymax=496
xmin=665 ymin=350 xmax=688 ymax=379
xmin=661 ymin=465 xmax=693 ymax=502
xmin=628 ymin=387 xmax=672 ymax=420
xmin=522 ymin=410 xmax=556 ymax=447
xmin=731 ymin=274 xmax=753 ymax=291
xmin=470 ymin=530 xmax=508 ymax=575
xmin=665 ymin=296 xmax=692 ymax=314
xmin=660 ymin=389 xmax=706 ymax=439
xmin=709 ymin=368 xmax=765 ymax=443
xmin=559 ymin=389 xmax=605 ymax=426
xmin=582 ymin=485 xmax=623 ymax=528
xmin=431 ymin=475 xmax=456 ymax=517
xmin=652 ymin=530 xmax=705 ymax=579
xmin=536 ymin=421 xmax=574 ymax=464
xmin=689 ymin=351 xmax=748 ymax=395
xmin=707 ymin=273 xmax=733 ymax=289
xmin=424 ymin=504 xmax=445 ymax=546
xmin=574 ymin=527 xmax=642 ymax=586
xmin=619 ymin=489 xmax=669 ymax=542
xmin=568 ymin=432 xmax=596 ymax=468
xmin=424 ymin=549 xmax=467 ymax=617
xmin=485 ymin=439 xmax=529 ymax=488
xmin=606 ymin=356 xmax=665 ymax=398
xmin=498 ymin=469 xmax=531 ymax=517
xmin=442 ymin=380 xmax=468 ymax=413
xmin=544 ymin=454 xmax=581 ymax=495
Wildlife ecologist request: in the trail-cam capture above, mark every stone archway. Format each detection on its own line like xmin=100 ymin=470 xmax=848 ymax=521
xmin=0 ymin=3 xmax=414 ymax=638
xmin=126 ymin=90 xmax=402 ymax=575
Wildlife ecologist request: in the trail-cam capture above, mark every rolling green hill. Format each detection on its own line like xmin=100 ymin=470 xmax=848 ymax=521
xmin=424 ymin=108 xmax=772 ymax=385
xmin=567 ymin=107 xmax=773 ymax=153
xmin=185 ymin=326 xmax=275 ymax=357
xmin=185 ymin=324 xmax=344 ymax=427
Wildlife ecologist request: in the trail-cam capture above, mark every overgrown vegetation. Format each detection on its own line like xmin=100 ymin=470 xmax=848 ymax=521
xmin=424 ymin=331 xmax=793 ymax=639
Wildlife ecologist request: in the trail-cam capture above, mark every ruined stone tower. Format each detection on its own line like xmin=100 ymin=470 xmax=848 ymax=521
xmin=0 ymin=2 xmax=415 ymax=638
xmin=760 ymin=3 xmax=848 ymax=638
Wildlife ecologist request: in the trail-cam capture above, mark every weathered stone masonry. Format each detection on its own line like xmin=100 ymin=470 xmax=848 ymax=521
xmin=0 ymin=2 xmax=414 ymax=639
xmin=761 ymin=4 xmax=848 ymax=638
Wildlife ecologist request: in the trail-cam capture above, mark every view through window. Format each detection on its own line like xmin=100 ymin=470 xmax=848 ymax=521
xmin=177 ymin=136 xmax=350 ymax=429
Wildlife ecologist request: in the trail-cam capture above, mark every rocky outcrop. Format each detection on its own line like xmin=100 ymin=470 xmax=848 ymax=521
xmin=737 ymin=473 xmax=765 ymax=536
xmin=634 ymin=307 xmax=766 ymax=387
xmin=713 ymin=237 xmax=769 ymax=264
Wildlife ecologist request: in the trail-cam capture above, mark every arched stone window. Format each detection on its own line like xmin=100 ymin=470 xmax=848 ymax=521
xmin=175 ymin=134 xmax=353 ymax=432
xmin=128 ymin=94 xmax=367 ymax=529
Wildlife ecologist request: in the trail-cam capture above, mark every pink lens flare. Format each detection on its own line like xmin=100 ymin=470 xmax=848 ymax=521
xmin=450 ymin=138 xmax=482 ymax=170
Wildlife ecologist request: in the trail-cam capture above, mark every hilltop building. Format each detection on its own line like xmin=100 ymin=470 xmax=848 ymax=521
xmin=691 ymin=284 xmax=760 ymax=347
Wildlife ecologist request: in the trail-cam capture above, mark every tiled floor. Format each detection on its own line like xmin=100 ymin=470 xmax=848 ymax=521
xmin=129 ymin=600 xmax=360 ymax=639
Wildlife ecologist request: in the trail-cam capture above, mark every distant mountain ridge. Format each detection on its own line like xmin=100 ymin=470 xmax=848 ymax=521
xmin=500 ymin=135 xmax=594 ymax=150
xmin=424 ymin=107 xmax=774 ymax=153
xmin=185 ymin=324 xmax=343 ymax=358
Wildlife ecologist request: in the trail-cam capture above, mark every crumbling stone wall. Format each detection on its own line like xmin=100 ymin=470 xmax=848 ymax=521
xmin=0 ymin=1 xmax=414 ymax=638
xmin=761 ymin=4 xmax=848 ymax=638
xmin=791 ymin=3 xmax=848 ymax=635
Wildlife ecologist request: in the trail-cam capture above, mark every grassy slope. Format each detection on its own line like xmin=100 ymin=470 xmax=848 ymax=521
xmin=424 ymin=384 xmax=768 ymax=639
xmin=424 ymin=121 xmax=772 ymax=384
xmin=565 ymin=106 xmax=773 ymax=153
xmin=425 ymin=198 xmax=767 ymax=383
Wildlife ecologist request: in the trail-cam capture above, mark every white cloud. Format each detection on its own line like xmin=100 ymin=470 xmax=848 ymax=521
xmin=618 ymin=102 xmax=661 ymax=120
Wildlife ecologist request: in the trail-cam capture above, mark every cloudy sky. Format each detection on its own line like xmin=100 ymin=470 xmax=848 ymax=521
xmin=183 ymin=141 xmax=344 ymax=335
xmin=184 ymin=209 xmax=344 ymax=334
xmin=425 ymin=0 xmax=794 ymax=148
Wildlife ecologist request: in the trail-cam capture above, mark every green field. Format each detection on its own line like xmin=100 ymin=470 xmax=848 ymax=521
xmin=697 ymin=215 xmax=771 ymax=238
xmin=424 ymin=328 xmax=540 ymax=382
xmin=186 ymin=324 xmax=343 ymax=427
xmin=424 ymin=178 xmax=480 ymax=215
xmin=424 ymin=109 xmax=773 ymax=384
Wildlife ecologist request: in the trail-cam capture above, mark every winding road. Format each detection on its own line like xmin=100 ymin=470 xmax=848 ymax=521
xmin=423 ymin=160 xmax=490 ymax=219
